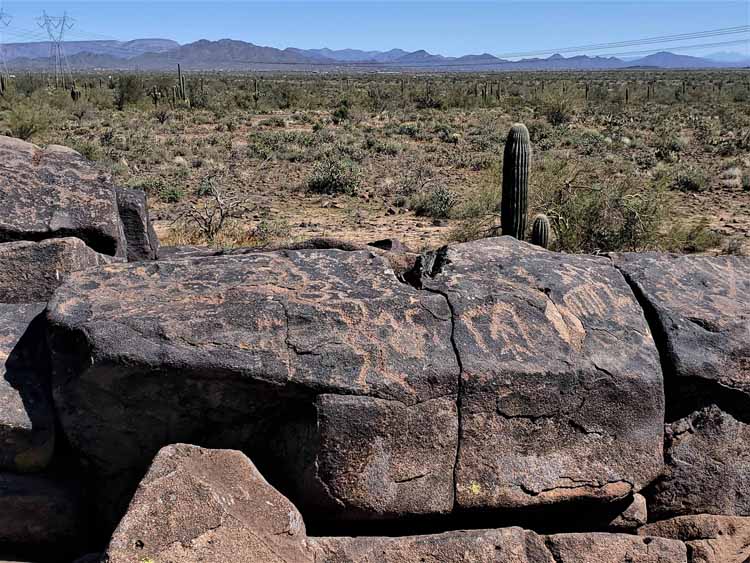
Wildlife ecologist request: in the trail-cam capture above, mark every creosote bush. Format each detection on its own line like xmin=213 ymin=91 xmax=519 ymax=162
xmin=307 ymin=156 xmax=361 ymax=195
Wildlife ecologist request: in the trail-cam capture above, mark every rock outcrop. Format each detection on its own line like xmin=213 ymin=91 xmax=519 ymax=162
xmin=415 ymin=239 xmax=664 ymax=509
xmin=106 ymin=444 xmax=688 ymax=563
xmin=0 ymin=136 xmax=127 ymax=258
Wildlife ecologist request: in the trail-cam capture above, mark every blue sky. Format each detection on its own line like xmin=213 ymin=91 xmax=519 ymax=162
xmin=1 ymin=1 xmax=748 ymax=58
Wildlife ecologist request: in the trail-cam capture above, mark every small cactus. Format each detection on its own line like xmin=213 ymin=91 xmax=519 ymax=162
xmin=531 ymin=214 xmax=551 ymax=249
xmin=501 ymin=123 xmax=530 ymax=240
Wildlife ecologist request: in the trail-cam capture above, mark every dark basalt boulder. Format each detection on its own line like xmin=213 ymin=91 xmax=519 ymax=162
xmin=414 ymin=237 xmax=664 ymax=510
xmin=104 ymin=444 xmax=315 ymax=563
xmin=115 ymin=187 xmax=159 ymax=261
xmin=0 ymin=136 xmax=126 ymax=258
xmin=649 ymin=406 xmax=750 ymax=519
xmin=0 ymin=238 xmax=114 ymax=304
xmin=0 ymin=303 xmax=54 ymax=473
xmin=640 ymin=514 xmax=750 ymax=563
xmin=46 ymin=249 xmax=458 ymax=524
xmin=612 ymin=252 xmax=750 ymax=402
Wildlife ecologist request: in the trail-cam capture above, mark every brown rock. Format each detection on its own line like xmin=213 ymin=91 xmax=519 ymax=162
xmin=640 ymin=514 xmax=750 ymax=563
xmin=0 ymin=303 xmax=54 ymax=472
xmin=608 ymin=494 xmax=648 ymax=531
xmin=0 ymin=136 xmax=126 ymax=257
xmin=650 ymin=406 xmax=750 ymax=518
xmin=312 ymin=528 xmax=553 ymax=562
xmin=545 ymin=533 xmax=687 ymax=562
xmin=416 ymin=237 xmax=664 ymax=510
xmin=0 ymin=238 xmax=114 ymax=304
xmin=104 ymin=444 xmax=314 ymax=563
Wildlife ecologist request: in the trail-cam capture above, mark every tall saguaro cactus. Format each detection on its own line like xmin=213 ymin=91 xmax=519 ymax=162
xmin=501 ymin=123 xmax=530 ymax=240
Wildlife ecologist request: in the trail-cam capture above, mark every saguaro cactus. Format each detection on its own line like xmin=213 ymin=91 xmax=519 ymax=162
xmin=501 ymin=123 xmax=530 ymax=240
xmin=531 ymin=214 xmax=551 ymax=249
xmin=70 ymin=83 xmax=81 ymax=102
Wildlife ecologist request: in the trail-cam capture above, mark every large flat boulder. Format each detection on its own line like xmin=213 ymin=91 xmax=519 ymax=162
xmin=649 ymin=406 xmax=750 ymax=518
xmin=0 ymin=136 xmax=126 ymax=257
xmin=46 ymin=249 xmax=458 ymax=522
xmin=0 ymin=238 xmax=114 ymax=304
xmin=115 ymin=186 xmax=158 ymax=261
xmin=612 ymin=252 xmax=750 ymax=400
xmin=415 ymin=237 xmax=664 ymax=510
xmin=640 ymin=514 xmax=750 ymax=563
xmin=0 ymin=303 xmax=54 ymax=473
xmin=105 ymin=444 xmax=315 ymax=563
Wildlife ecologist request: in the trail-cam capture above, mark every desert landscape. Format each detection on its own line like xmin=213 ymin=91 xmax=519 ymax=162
xmin=0 ymin=4 xmax=750 ymax=562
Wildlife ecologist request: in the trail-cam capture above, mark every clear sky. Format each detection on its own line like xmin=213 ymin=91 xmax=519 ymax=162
xmin=1 ymin=1 xmax=748 ymax=58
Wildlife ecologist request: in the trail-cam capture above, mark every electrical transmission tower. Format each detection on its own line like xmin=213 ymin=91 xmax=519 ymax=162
xmin=0 ymin=9 xmax=11 ymax=79
xmin=37 ymin=11 xmax=75 ymax=88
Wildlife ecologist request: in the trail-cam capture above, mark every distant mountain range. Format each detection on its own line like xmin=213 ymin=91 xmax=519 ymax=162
xmin=2 ymin=38 xmax=749 ymax=71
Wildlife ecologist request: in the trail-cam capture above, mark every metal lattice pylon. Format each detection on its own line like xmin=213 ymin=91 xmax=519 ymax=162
xmin=0 ymin=9 xmax=11 ymax=79
xmin=37 ymin=11 xmax=75 ymax=88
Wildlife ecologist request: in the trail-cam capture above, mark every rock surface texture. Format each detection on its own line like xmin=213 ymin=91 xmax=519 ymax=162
xmin=105 ymin=444 xmax=315 ymax=563
xmin=641 ymin=514 xmax=750 ymax=563
xmin=415 ymin=238 xmax=664 ymax=509
xmin=0 ymin=238 xmax=113 ymax=303
xmin=0 ymin=136 xmax=127 ymax=258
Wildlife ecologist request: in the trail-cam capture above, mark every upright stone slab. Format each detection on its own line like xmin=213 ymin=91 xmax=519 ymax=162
xmin=0 ymin=136 xmax=126 ymax=257
xmin=0 ymin=303 xmax=54 ymax=472
xmin=46 ymin=249 xmax=458 ymax=522
xmin=416 ymin=237 xmax=664 ymax=510
xmin=115 ymin=186 xmax=159 ymax=261
xmin=0 ymin=238 xmax=114 ymax=304
xmin=105 ymin=444 xmax=315 ymax=563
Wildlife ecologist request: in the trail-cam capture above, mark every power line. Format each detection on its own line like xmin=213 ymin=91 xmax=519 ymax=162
xmin=36 ymin=11 xmax=75 ymax=87
xmin=0 ymin=8 xmax=11 ymax=78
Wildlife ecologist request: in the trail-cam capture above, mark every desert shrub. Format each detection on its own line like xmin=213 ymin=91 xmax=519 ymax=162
xmin=654 ymin=133 xmax=687 ymax=162
xmin=159 ymin=185 xmax=185 ymax=203
xmin=543 ymin=92 xmax=574 ymax=126
xmin=307 ymin=156 xmax=360 ymax=195
xmin=743 ymin=172 xmax=750 ymax=191
xmin=332 ymin=100 xmax=350 ymax=124
xmin=410 ymin=185 xmax=458 ymax=219
xmin=115 ymin=75 xmax=143 ymax=111
xmin=530 ymin=156 xmax=667 ymax=252
xmin=2 ymin=103 xmax=51 ymax=140
xmin=672 ymin=165 xmax=708 ymax=192
xmin=663 ymin=218 xmax=722 ymax=253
